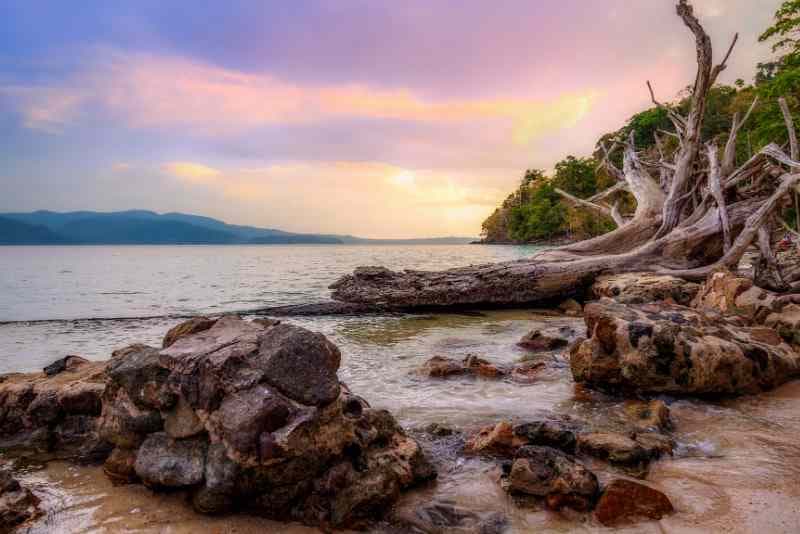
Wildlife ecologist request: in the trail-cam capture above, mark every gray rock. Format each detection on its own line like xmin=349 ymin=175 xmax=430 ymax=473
xmin=506 ymin=446 xmax=598 ymax=510
xmin=257 ymin=323 xmax=341 ymax=406
xmin=134 ymin=432 xmax=207 ymax=488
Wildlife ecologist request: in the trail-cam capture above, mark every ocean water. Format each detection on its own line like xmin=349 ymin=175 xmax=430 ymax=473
xmin=0 ymin=244 xmax=540 ymax=373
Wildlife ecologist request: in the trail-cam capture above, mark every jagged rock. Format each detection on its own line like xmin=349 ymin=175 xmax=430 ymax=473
xmin=558 ymin=299 xmax=583 ymax=317
xmin=624 ymin=400 xmax=672 ymax=432
xmin=765 ymin=303 xmax=800 ymax=345
xmin=391 ymin=500 xmax=507 ymax=534
xmin=0 ymin=467 xmax=40 ymax=530
xmin=570 ymin=299 xmax=800 ymax=395
xmin=0 ymin=357 xmax=109 ymax=462
xmin=517 ymin=326 xmax=573 ymax=351
xmin=505 ymin=446 xmax=598 ymax=511
xmin=513 ymin=418 xmax=583 ymax=454
xmin=465 ymin=416 xmax=584 ymax=457
xmin=162 ymin=316 xmax=218 ymax=348
xmin=691 ymin=270 xmax=777 ymax=322
xmin=594 ymin=479 xmax=674 ymax=526
xmin=577 ymin=433 xmax=650 ymax=465
xmin=464 ymin=421 xmax=519 ymax=456
xmin=99 ymin=316 xmax=434 ymax=528
xmin=591 ymin=273 xmax=700 ymax=305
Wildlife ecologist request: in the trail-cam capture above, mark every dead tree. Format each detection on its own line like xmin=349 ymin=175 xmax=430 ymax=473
xmin=329 ymin=0 xmax=800 ymax=308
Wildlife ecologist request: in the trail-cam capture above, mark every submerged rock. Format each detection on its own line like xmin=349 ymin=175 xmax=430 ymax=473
xmin=0 ymin=357 xmax=109 ymax=462
xmin=570 ymin=299 xmax=800 ymax=395
xmin=392 ymin=500 xmax=507 ymax=534
xmin=576 ymin=432 xmax=650 ymax=465
xmin=624 ymin=400 xmax=672 ymax=432
xmin=558 ymin=299 xmax=583 ymax=317
xmin=100 ymin=316 xmax=434 ymax=528
xmin=0 ymin=467 xmax=40 ymax=530
xmin=591 ymin=273 xmax=700 ymax=305
xmin=418 ymin=355 xmax=506 ymax=379
xmin=594 ymin=479 xmax=673 ymax=526
xmin=517 ymin=326 xmax=574 ymax=351
xmin=505 ymin=446 xmax=598 ymax=511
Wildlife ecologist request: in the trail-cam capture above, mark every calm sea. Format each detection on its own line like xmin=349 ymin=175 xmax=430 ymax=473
xmin=0 ymin=244 xmax=539 ymax=373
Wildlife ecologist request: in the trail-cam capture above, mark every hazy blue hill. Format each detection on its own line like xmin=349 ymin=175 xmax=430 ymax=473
xmin=0 ymin=216 xmax=69 ymax=244
xmin=0 ymin=210 xmax=474 ymax=245
xmin=60 ymin=216 xmax=237 ymax=244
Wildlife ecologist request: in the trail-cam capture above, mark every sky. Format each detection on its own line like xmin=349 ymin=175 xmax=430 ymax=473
xmin=0 ymin=0 xmax=782 ymax=238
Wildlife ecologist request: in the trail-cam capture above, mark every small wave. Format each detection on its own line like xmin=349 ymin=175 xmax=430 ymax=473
xmin=97 ymin=291 xmax=145 ymax=295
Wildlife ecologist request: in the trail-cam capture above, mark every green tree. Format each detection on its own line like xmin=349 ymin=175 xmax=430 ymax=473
xmin=508 ymin=182 xmax=566 ymax=241
xmin=759 ymin=1 xmax=800 ymax=55
xmin=552 ymin=156 xmax=598 ymax=198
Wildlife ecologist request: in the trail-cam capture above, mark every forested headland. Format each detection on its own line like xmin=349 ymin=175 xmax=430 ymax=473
xmin=481 ymin=1 xmax=800 ymax=244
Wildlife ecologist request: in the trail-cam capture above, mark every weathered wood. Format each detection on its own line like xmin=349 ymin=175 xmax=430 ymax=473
xmin=327 ymin=2 xmax=800 ymax=309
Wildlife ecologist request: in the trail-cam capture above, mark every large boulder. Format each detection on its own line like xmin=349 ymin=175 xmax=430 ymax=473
xmin=570 ymin=299 xmax=800 ymax=395
xmin=100 ymin=316 xmax=435 ymax=528
xmin=591 ymin=273 xmax=700 ymax=305
xmin=0 ymin=358 xmax=109 ymax=462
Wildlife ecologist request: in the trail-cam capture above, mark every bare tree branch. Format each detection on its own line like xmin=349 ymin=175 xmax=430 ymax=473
xmin=707 ymin=141 xmax=732 ymax=251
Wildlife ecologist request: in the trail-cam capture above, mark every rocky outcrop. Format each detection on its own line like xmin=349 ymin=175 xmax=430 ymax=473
xmin=417 ymin=356 xmax=545 ymax=383
xmin=503 ymin=446 xmax=598 ymax=511
xmin=570 ymin=299 xmax=800 ymax=395
xmin=690 ymin=270 xmax=778 ymax=321
xmin=0 ymin=468 xmax=40 ymax=531
xmin=594 ymin=479 xmax=673 ymax=526
xmin=0 ymin=358 xmax=109 ymax=462
xmin=591 ymin=273 xmax=700 ymax=305
xmin=99 ymin=316 xmax=434 ymax=529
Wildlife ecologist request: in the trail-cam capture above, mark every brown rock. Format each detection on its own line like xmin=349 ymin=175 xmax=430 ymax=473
xmin=624 ymin=400 xmax=672 ymax=432
xmin=162 ymin=317 xmax=217 ymax=348
xmin=577 ymin=432 xmax=649 ymax=465
xmin=0 ymin=359 xmax=108 ymax=462
xmin=0 ymin=467 xmax=40 ymax=530
xmin=592 ymin=273 xmax=700 ymax=305
xmin=594 ymin=479 xmax=673 ymax=526
xmin=418 ymin=355 xmax=508 ymax=379
xmin=558 ymin=299 xmax=583 ymax=317
xmin=506 ymin=446 xmax=598 ymax=511
xmin=571 ymin=299 xmax=800 ymax=395
xmin=464 ymin=421 xmax=520 ymax=456
xmin=517 ymin=327 xmax=572 ymax=351
xmin=103 ymin=447 xmax=138 ymax=484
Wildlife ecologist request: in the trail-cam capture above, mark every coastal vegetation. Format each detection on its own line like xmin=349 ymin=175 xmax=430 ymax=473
xmin=481 ymin=0 xmax=800 ymax=245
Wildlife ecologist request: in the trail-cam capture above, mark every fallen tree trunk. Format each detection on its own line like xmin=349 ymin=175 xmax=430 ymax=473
xmin=329 ymin=1 xmax=799 ymax=309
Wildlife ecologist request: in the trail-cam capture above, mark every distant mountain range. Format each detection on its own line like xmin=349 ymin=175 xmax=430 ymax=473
xmin=0 ymin=210 xmax=475 ymax=245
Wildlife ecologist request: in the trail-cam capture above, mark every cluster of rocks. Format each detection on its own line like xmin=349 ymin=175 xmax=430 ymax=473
xmin=462 ymin=400 xmax=675 ymax=525
xmin=0 ymin=316 xmax=436 ymax=530
xmin=573 ymin=270 xmax=800 ymax=395
xmin=417 ymin=355 xmax=546 ymax=383
xmin=0 ymin=468 xmax=40 ymax=531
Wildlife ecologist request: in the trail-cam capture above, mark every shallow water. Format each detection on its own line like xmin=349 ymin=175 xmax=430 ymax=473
xmin=2 ymin=244 xmax=800 ymax=533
